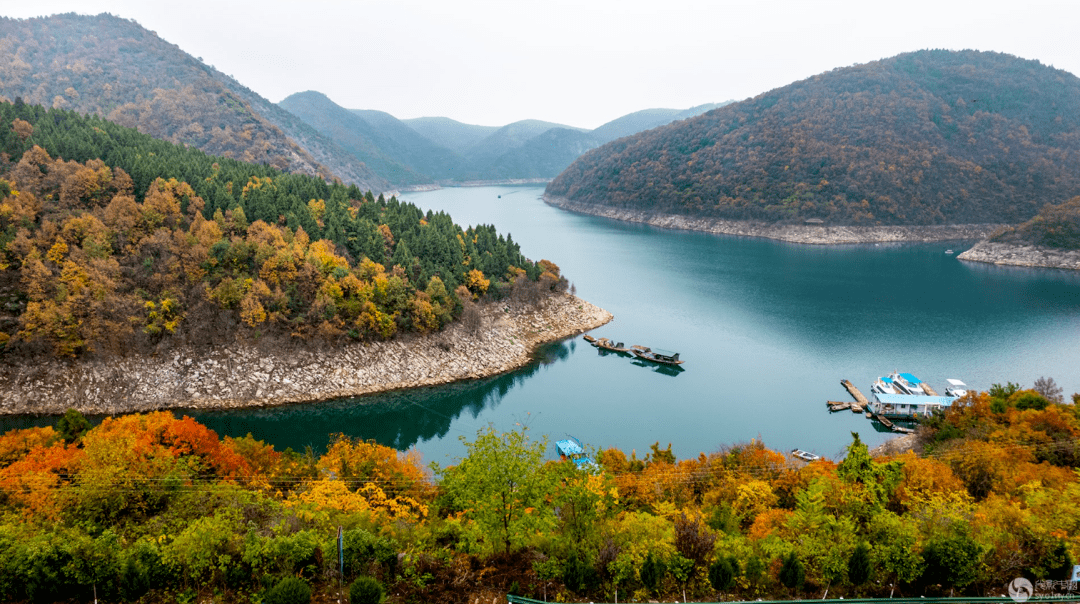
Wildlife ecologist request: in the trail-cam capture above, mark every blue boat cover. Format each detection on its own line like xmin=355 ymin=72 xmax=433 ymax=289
xmin=897 ymin=373 xmax=922 ymax=384
xmin=879 ymin=376 xmax=893 ymax=383
xmin=556 ymin=439 xmax=584 ymax=456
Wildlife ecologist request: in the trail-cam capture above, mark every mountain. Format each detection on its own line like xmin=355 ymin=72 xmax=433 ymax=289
xmin=401 ymin=117 xmax=498 ymax=154
xmin=463 ymin=119 xmax=587 ymax=167
xmin=279 ymin=92 xmax=440 ymax=186
xmin=476 ymin=128 xmax=602 ymax=181
xmin=548 ymin=50 xmax=1080 ymax=226
xmin=0 ymin=13 xmax=387 ymax=191
xmin=589 ymin=102 xmax=730 ymax=144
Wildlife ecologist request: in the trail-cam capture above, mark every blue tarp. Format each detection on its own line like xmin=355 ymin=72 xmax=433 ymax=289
xmin=555 ymin=439 xmax=584 ymax=456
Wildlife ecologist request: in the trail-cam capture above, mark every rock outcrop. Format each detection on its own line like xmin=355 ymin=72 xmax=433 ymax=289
xmin=544 ymin=196 xmax=998 ymax=245
xmin=957 ymin=241 xmax=1080 ymax=270
xmin=0 ymin=294 xmax=612 ymax=415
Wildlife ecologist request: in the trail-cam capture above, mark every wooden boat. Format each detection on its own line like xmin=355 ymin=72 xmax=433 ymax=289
xmin=791 ymin=449 xmax=821 ymax=462
xmin=630 ymin=345 xmax=684 ymax=365
xmin=583 ymin=335 xmax=597 ymax=344
xmin=595 ymin=338 xmax=630 ymax=353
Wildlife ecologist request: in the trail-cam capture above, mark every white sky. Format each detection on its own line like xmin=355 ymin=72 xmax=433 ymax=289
xmin=6 ymin=0 xmax=1080 ymax=129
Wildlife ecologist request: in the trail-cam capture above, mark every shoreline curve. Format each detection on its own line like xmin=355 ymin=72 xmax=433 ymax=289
xmin=0 ymin=293 xmax=612 ymax=416
xmin=543 ymin=194 xmax=999 ymax=245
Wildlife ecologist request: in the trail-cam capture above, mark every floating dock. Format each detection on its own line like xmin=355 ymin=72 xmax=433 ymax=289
xmin=833 ymin=379 xmax=912 ymax=434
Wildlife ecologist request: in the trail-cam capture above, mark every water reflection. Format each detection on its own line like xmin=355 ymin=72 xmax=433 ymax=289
xmin=630 ymin=359 xmax=686 ymax=377
xmin=185 ymin=339 xmax=575 ymax=454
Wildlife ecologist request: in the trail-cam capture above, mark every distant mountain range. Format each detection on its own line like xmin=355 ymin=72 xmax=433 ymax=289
xmin=0 ymin=13 xmax=729 ymax=190
xmin=548 ymin=49 xmax=1080 ymax=226
xmin=281 ymin=91 xmax=729 ymax=185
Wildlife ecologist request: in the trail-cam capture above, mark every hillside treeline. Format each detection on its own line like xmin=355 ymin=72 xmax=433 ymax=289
xmin=548 ymin=50 xmax=1080 ymax=226
xmin=0 ymin=101 xmax=558 ymax=359
xmin=990 ymin=195 xmax=1080 ymax=249
xmin=0 ymin=381 xmax=1076 ymax=603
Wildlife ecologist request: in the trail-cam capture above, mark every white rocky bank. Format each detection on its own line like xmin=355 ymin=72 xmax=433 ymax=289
xmin=0 ymin=294 xmax=612 ymax=415
xmin=544 ymin=195 xmax=999 ymax=244
xmin=957 ymin=241 xmax=1080 ymax=270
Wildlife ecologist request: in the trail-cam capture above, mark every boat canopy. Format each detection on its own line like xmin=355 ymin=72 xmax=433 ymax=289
xmin=879 ymin=376 xmax=894 ymax=383
xmin=897 ymin=373 xmax=922 ymax=384
xmin=946 ymin=378 xmax=967 ymax=387
xmin=556 ymin=439 xmax=584 ymax=456
xmin=653 ymin=349 xmax=678 ymax=357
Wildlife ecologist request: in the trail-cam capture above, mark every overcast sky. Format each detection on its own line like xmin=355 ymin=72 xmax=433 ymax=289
xmin=7 ymin=0 xmax=1080 ymax=129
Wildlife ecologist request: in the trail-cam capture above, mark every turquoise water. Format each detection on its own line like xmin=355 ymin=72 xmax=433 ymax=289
xmin=10 ymin=185 xmax=1080 ymax=465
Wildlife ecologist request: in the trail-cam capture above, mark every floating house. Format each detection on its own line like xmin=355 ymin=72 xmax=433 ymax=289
xmin=871 ymin=392 xmax=958 ymax=418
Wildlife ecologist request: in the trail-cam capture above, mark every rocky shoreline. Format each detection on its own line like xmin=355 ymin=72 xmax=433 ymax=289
xmin=957 ymin=241 xmax=1080 ymax=270
xmin=543 ymin=195 xmax=999 ymax=244
xmin=0 ymin=293 xmax=612 ymax=416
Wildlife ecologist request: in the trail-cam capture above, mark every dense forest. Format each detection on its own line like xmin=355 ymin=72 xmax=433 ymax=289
xmin=548 ymin=50 xmax=1080 ymax=226
xmin=0 ymin=378 xmax=1075 ymax=603
xmin=989 ymin=196 xmax=1080 ymax=249
xmin=0 ymin=13 xmax=387 ymax=191
xmin=0 ymin=101 xmax=558 ymax=360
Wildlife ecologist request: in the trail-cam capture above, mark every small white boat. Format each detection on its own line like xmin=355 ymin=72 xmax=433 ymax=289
xmin=945 ymin=249 xmax=954 ymax=255
xmin=791 ymin=449 xmax=821 ymax=462
xmin=944 ymin=378 xmax=968 ymax=398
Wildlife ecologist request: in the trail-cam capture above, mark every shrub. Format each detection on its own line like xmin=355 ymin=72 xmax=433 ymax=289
xmin=349 ymin=576 xmax=384 ymax=604
xmin=640 ymin=551 xmax=666 ymax=595
xmin=708 ymin=556 xmax=737 ymax=592
xmin=264 ymin=576 xmax=311 ymax=604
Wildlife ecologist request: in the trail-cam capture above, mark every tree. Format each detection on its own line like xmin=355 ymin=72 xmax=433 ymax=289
xmin=779 ymin=551 xmax=805 ymax=593
xmin=708 ymin=556 xmax=737 ymax=593
xmin=349 ymin=576 xmax=384 ymax=604
xmin=435 ymin=426 xmax=554 ymax=554
xmin=1033 ymin=376 xmax=1064 ymax=404
xmin=56 ymin=409 xmax=90 ymax=444
xmin=640 ymin=551 xmax=666 ymax=595
xmin=921 ymin=534 xmax=982 ymax=590
xmin=848 ymin=542 xmax=872 ymax=586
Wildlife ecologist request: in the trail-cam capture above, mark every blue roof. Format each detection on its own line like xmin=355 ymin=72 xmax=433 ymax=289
xmin=897 ymin=373 xmax=922 ymax=384
xmin=879 ymin=376 xmax=893 ymax=383
xmin=875 ymin=393 xmax=956 ymax=405
xmin=556 ymin=439 xmax=584 ymax=456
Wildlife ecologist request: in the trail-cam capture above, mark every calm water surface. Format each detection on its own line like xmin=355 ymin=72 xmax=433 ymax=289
xmin=13 ymin=186 xmax=1080 ymax=464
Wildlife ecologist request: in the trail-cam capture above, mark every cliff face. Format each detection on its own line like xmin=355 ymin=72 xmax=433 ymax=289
xmin=0 ymin=294 xmax=611 ymax=415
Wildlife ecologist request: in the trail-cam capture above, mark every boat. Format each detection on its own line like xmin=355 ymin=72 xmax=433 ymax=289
xmin=945 ymin=249 xmax=954 ymax=255
xmin=595 ymin=338 xmax=630 ymax=353
xmin=630 ymin=345 xmax=684 ymax=365
xmin=791 ymin=449 xmax=821 ymax=462
xmin=871 ymin=375 xmax=898 ymax=395
xmin=888 ymin=371 xmax=927 ymax=395
xmin=583 ymin=335 xmax=597 ymax=344
xmin=555 ymin=436 xmax=595 ymax=470
xmin=944 ymin=378 xmax=968 ymax=398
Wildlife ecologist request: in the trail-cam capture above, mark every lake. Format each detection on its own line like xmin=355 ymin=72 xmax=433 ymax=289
xmin=16 ymin=185 xmax=1080 ymax=465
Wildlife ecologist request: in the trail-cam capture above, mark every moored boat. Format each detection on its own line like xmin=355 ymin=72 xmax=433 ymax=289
xmin=944 ymin=378 xmax=968 ymax=398
xmin=583 ymin=335 xmax=597 ymax=344
xmin=555 ymin=436 xmax=595 ymax=470
xmin=791 ymin=449 xmax=821 ymax=462
xmin=630 ymin=345 xmax=684 ymax=365
xmin=595 ymin=338 xmax=630 ymax=353
xmin=871 ymin=375 xmax=898 ymax=395
xmin=889 ymin=371 xmax=927 ymax=395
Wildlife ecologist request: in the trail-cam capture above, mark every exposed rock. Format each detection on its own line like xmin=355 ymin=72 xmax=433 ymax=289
xmin=957 ymin=241 xmax=1080 ymax=270
xmin=0 ymin=293 xmax=612 ymax=415
xmin=544 ymin=195 xmax=999 ymax=245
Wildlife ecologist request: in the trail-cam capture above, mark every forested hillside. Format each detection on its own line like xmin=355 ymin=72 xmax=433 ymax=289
xmin=989 ymin=196 xmax=1080 ymax=249
xmin=548 ymin=50 xmax=1080 ymax=226
xmin=0 ymin=13 xmax=388 ymax=191
xmin=0 ymin=380 xmax=1075 ymax=603
xmin=0 ymin=101 xmax=557 ymax=360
